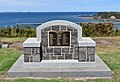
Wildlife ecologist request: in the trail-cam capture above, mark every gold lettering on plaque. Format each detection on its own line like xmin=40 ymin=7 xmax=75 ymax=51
xmin=63 ymin=33 xmax=68 ymax=45
xmin=49 ymin=31 xmax=70 ymax=46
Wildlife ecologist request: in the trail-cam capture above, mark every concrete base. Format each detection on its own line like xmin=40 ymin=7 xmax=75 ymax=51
xmin=8 ymin=54 xmax=111 ymax=78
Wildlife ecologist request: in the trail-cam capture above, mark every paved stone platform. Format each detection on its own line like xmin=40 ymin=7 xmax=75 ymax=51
xmin=8 ymin=54 xmax=111 ymax=78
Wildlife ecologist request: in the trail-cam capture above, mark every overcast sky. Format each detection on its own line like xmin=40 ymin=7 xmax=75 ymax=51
xmin=0 ymin=0 xmax=119 ymax=12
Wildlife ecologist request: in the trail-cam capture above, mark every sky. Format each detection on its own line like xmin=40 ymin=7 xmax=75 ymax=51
xmin=0 ymin=0 xmax=119 ymax=12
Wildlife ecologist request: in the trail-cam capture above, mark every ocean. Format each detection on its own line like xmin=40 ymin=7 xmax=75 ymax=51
xmin=0 ymin=12 xmax=120 ymax=29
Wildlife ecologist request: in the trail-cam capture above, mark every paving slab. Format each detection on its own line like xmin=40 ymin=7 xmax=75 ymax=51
xmin=8 ymin=54 xmax=111 ymax=78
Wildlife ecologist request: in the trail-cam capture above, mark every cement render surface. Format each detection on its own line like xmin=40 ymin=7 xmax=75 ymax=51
xmin=8 ymin=54 xmax=111 ymax=78
xmin=79 ymin=37 xmax=96 ymax=47
xmin=23 ymin=38 xmax=40 ymax=47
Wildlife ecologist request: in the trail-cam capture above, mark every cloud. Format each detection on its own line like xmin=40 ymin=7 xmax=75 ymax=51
xmin=76 ymin=0 xmax=104 ymax=3
xmin=0 ymin=0 xmax=40 ymax=6
xmin=0 ymin=0 xmax=115 ymax=12
xmin=0 ymin=0 xmax=104 ymax=4
xmin=0 ymin=0 xmax=105 ymax=8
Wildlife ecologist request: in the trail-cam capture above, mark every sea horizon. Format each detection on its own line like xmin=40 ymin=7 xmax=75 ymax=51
xmin=0 ymin=12 xmax=120 ymax=29
xmin=0 ymin=12 xmax=96 ymax=26
xmin=0 ymin=11 xmax=119 ymax=13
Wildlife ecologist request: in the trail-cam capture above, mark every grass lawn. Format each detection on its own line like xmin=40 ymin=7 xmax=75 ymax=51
xmin=0 ymin=48 xmax=23 ymax=75
xmin=0 ymin=37 xmax=27 ymax=43
xmin=0 ymin=37 xmax=120 ymax=82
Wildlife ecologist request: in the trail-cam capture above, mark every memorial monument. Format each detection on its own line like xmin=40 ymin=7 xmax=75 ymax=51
xmin=23 ymin=20 xmax=95 ymax=62
xmin=8 ymin=20 xmax=111 ymax=78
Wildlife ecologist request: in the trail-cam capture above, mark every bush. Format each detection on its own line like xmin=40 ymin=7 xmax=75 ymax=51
xmin=0 ymin=27 xmax=36 ymax=38
xmin=0 ymin=23 xmax=119 ymax=38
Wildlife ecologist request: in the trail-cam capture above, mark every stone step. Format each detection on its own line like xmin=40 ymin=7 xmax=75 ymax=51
xmin=8 ymin=54 xmax=111 ymax=78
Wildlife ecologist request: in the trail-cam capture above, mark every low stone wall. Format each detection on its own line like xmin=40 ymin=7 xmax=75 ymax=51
xmin=24 ymin=47 xmax=41 ymax=62
xmin=78 ymin=47 xmax=95 ymax=62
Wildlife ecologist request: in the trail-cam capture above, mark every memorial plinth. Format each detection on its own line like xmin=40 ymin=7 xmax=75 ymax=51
xmin=8 ymin=20 xmax=111 ymax=78
xmin=8 ymin=54 xmax=111 ymax=78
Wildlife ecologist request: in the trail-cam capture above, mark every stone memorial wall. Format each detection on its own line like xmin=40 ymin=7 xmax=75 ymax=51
xmin=23 ymin=20 xmax=96 ymax=62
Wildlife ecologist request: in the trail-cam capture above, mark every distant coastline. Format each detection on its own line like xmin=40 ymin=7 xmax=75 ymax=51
xmin=95 ymin=12 xmax=120 ymax=19
xmin=78 ymin=12 xmax=120 ymax=21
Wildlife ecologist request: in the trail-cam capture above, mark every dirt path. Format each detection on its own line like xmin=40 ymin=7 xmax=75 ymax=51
xmin=93 ymin=37 xmax=120 ymax=46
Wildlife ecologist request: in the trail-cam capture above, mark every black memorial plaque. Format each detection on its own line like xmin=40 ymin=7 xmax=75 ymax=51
xmin=49 ymin=31 xmax=70 ymax=46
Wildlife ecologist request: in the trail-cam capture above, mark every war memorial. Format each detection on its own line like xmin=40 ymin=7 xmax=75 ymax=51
xmin=8 ymin=20 xmax=111 ymax=78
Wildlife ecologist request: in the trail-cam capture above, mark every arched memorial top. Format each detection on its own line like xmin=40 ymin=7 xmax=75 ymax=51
xmin=36 ymin=20 xmax=82 ymax=42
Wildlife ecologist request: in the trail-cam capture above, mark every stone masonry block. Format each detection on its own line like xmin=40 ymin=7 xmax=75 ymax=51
xmin=36 ymin=48 xmax=40 ymax=54
xmin=58 ymin=55 xmax=64 ymax=59
xmin=78 ymin=48 xmax=87 ymax=62
xmin=71 ymin=31 xmax=77 ymax=37
xmin=90 ymin=54 xmax=95 ymax=62
xmin=60 ymin=26 xmax=66 ymax=30
xmin=62 ymin=48 xmax=69 ymax=53
xmin=54 ymin=48 xmax=61 ymax=55
xmin=44 ymin=27 xmax=51 ymax=31
xmin=70 ymin=48 xmax=74 ymax=53
xmin=24 ymin=48 xmax=31 ymax=55
xmin=52 ymin=26 xmax=59 ymax=30
xmin=34 ymin=54 xmax=40 ymax=62
xmin=46 ymin=48 xmax=53 ymax=53
xmin=42 ymin=54 xmax=50 ymax=60
xmin=88 ymin=47 xmax=95 ymax=55
xmin=67 ymin=26 xmax=73 ymax=31
xmin=24 ymin=55 xmax=29 ymax=62
xmin=51 ymin=55 xmax=57 ymax=60
xmin=65 ymin=54 xmax=72 ymax=59
xmin=41 ymin=31 xmax=48 ymax=38
xmin=71 ymin=37 xmax=77 ymax=44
